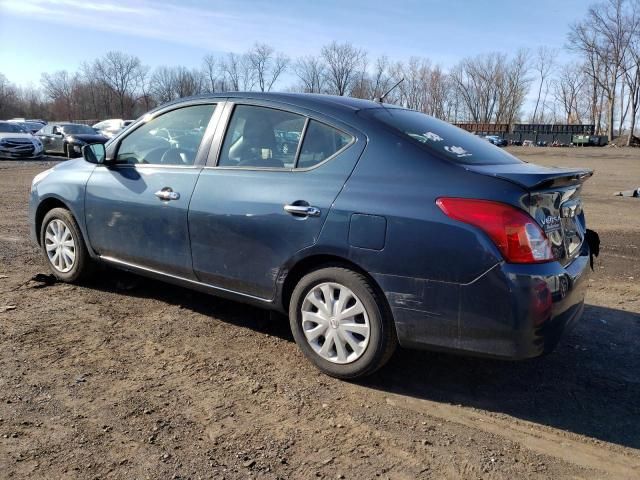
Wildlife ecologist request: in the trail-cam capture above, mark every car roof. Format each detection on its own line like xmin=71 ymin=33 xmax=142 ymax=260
xmin=157 ymin=92 xmax=400 ymax=116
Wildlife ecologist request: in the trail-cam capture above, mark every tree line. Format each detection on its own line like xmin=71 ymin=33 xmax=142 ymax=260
xmin=0 ymin=0 xmax=638 ymax=144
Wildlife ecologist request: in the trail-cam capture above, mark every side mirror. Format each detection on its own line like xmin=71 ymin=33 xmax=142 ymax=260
xmin=83 ymin=143 xmax=106 ymax=164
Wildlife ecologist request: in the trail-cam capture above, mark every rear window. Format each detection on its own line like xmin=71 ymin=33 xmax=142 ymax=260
xmin=362 ymin=108 xmax=522 ymax=165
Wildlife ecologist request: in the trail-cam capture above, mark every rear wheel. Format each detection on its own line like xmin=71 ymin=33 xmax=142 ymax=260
xmin=289 ymin=267 xmax=397 ymax=379
xmin=40 ymin=208 xmax=93 ymax=282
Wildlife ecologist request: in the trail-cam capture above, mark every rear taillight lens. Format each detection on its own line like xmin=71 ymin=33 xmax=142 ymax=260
xmin=436 ymin=198 xmax=554 ymax=264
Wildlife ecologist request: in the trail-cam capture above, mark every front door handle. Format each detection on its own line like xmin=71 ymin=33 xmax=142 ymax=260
xmin=155 ymin=187 xmax=180 ymax=201
xmin=284 ymin=204 xmax=321 ymax=217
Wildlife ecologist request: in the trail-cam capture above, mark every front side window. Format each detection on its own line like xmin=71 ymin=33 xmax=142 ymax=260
xmin=116 ymin=104 xmax=215 ymax=166
xmin=297 ymin=120 xmax=353 ymax=169
xmin=218 ymin=105 xmax=305 ymax=168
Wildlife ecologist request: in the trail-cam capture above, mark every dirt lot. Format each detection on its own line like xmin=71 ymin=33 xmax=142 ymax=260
xmin=0 ymin=147 xmax=639 ymax=479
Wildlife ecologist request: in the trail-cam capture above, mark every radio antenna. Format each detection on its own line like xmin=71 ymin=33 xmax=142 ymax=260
xmin=375 ymin=78 xmax=404 ymax=103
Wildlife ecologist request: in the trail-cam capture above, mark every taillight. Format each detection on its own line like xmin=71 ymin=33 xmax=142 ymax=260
xmin=436 ymin=198 xmax=554 ymax=264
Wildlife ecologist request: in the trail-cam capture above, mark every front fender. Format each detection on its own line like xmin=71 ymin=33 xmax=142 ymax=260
xmin=29 ymin=160 xmax=97 ymax=256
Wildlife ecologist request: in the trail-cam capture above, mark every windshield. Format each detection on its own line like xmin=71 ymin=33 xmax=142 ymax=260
xmin=362 ymin=108 xmax=521 ymax=165
xmin=0 ymin=122 xmax=26 ymax=133
xmin=62 ymin=124 xmax=96 ymax=135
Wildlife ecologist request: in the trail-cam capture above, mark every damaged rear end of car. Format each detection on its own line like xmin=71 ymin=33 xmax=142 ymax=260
xmin=450 ymin=163 xmax=596 ymax=358
xmin=358 ymin=107 xmax=596 ymax=360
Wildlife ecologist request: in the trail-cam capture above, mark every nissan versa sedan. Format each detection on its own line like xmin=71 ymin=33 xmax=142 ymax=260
xmin=29 ymin=93 xmax=595 ymax=379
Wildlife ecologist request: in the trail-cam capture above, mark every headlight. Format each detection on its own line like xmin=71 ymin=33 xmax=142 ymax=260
xmin=32 ymin=168 xmax=53 ymax=188
xmin=32 ymin=138 xmax=43 ymax=150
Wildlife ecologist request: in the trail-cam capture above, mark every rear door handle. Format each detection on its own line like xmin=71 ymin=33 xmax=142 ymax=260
xmin=155 ymin=187 xmax=180 ymax=201
xmin=284 ymin=204 xmax=321 ymax=217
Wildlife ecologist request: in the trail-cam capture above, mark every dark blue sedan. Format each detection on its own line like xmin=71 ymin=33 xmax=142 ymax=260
xmin=29 ymin=93 xmax=593 ymax=379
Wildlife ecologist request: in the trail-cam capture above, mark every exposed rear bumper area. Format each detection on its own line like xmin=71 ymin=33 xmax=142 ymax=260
xmin=374 ymin=244 xmax=590 ymax=359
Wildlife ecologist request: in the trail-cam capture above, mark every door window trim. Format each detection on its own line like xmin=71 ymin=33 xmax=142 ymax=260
xmin=107 ymin=101 xmax=223 ymax=170
xmin=205 ymin=100 xmax=358 ymax=172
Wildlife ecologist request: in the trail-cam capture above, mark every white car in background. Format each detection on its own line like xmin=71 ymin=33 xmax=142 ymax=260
xmin=92 ymin=119 xmax=134 ymax=138
xmin=0 ymin=121 xmax=44 ymax=160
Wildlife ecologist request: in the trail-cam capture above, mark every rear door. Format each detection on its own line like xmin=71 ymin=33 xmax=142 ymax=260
xmin=84 ymin=101 xmax=221 ymax=278
xmin=188 ymin=101 xmax=364 ymax=299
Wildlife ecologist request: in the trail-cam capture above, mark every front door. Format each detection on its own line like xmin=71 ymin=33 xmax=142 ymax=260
xmin=84 ymin=102 xmax=219 ymax=278
xmin=189 ymin=102 xmax=363 ymax=299
xmin=50 ymin=125 xmax=65 ymax=153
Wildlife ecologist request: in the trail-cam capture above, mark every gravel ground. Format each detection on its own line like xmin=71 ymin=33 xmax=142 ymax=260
xmin=0 ymin=148 xmax=639 ymax=479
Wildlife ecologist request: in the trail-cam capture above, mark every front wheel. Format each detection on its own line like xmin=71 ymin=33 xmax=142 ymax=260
xmin=289 ymin=267 xmax=397 ymax=379
xmin=40 ymin=208 xmax=93 ymax=282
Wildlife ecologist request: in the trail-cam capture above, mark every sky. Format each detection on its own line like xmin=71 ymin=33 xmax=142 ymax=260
xmin=0 ymin=0 xmax=588 ymax=88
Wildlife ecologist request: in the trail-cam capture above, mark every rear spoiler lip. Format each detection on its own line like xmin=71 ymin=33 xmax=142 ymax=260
xmin=464 ymin=164 xmax=594 ymax=190
xmin=524 ymin=169 xmax=594 ymax=190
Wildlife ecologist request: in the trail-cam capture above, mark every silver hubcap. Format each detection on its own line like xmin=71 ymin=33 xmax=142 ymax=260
xmin=45 ymin=219 xmax=76 ymax=273
xmin=301 ymin=282 xmax=370 ymax=364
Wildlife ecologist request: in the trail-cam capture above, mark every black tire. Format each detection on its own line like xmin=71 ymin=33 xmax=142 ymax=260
xmin=40 ymin=207 xmax=93 ymax=283
xmin=289 ymin=267 xmax=397 ymax=379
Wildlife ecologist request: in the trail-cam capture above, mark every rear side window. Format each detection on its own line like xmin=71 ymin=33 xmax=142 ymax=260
xmin=218 ymin=105 xmax=305 ymax=168
xmin=297 ymin=120 xmax=353 ymax=169
xmin=363 ymin=108 xmax=521 ymax=165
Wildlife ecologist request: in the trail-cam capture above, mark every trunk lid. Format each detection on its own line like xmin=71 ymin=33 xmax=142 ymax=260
xmin=465 ymin=162 xmax=593 ymax=265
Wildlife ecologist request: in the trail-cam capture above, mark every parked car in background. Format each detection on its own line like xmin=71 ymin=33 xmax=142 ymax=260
xmin=29 ymin=93 xmax=594 ymax=379
xmin=35 ymin=123 xmax=108 ymax=158
xmin=0 ymin=121 xmax=44 ymax=159
xmin=92 ymin=119 xmax=134 ymax=138
xmin=484 ymin=135 xmax=508 ymax=147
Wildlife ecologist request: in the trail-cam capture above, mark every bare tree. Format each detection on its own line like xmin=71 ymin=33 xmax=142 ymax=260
xmin=41 ymin=70 xmax=77 ymax=120
xmin=150 ymin=66 xmax=178 ymax=103
xmin=0 ymin=73 xmax=18 ymax=118
xmin=393 ymin=57 xmax=431 ymax=111
xmin=531 ymin=46 xmax=557 ymax=122
xmin=369 ymin=56 xmax=394 ymax=100
xmin=137 ymin=65 xmax=155 ymax=112
xmin=450 ymin=51 xmax=531 ymax=124
xmin=294 ymin=55 xmax=326 ymax=93
xmin=247 ymin=43 xmax=289 ymax=92
xmin=450 ymin=53 xmax=503 ymax=123
xmin=568 ymin=0 xmax=637 ymax=140
xmin=553 ymin=63 xmax=587 ymax=123
xmin=496 ymin=49 xmax=531 ymax=124
xmin=224 ymin=52 xmax=254 ymax=91
xmin=173 ymin=67 xmax=204 ymax=98
xmin=202 ymin=54 xmax=224 ymax=93
xmin=321 ymin=42 xmax=366 ymax=96
xmin=624 ymin=9 xmax=640 ymax=144
xmin=429 ymin=66 xmax=452 ymax=119
xmin=94 ymin=51 xmax=144 ymax=118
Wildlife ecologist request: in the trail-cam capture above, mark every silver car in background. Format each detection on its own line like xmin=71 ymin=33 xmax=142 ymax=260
xmin=0 ymin=121 xmax=44 ymax=160
xmin=92 ymin=119 xmax=134 ymax=138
